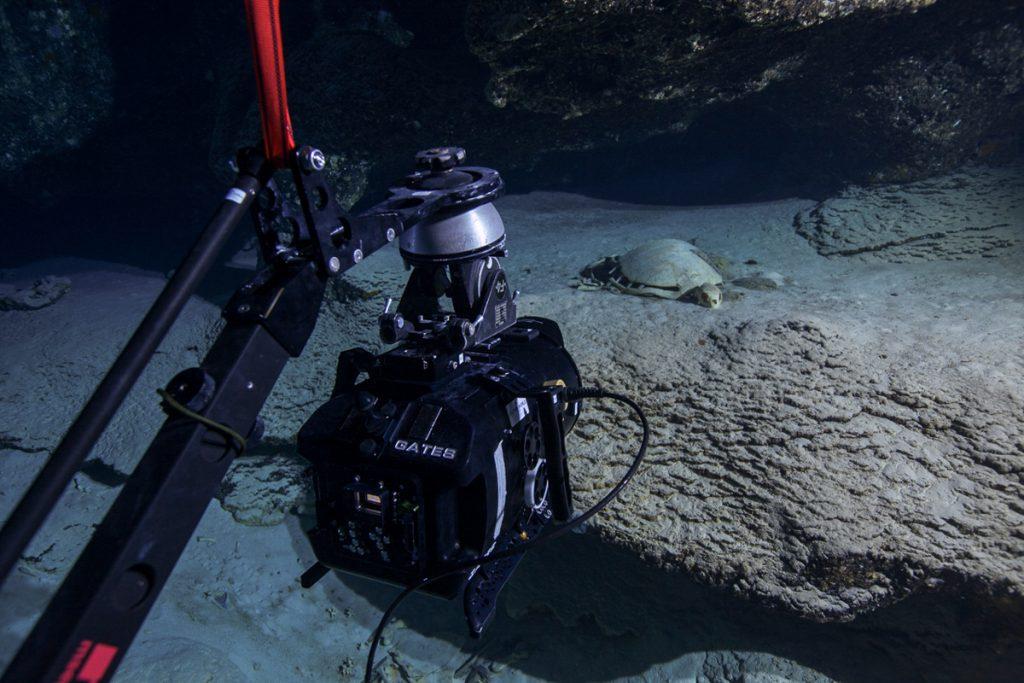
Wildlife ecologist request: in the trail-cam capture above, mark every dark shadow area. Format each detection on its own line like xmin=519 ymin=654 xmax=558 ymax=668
xmin=322 ymin=530 xmax=1023 ymax=682
xmin=502 ymin=104 xmax=847 ymax=206
xmin=0 ymin=0 xmax=247 ymax=273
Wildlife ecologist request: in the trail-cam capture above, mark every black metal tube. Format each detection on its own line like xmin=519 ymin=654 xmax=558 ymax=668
xmin=0 ymin=172 xmax=264 ymax=586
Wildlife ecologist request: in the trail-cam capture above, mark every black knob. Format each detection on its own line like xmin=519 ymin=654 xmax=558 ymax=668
xmin=165 ymin=367 xmax=215 ymax=412
xmin=415 ymin=147 xmax=466 ymax=173
xmin=356 ymin=391 xmax=378 ymax=412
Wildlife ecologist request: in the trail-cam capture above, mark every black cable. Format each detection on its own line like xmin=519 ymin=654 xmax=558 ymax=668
xmin=363 ymin=389 xmax=648 ymax=683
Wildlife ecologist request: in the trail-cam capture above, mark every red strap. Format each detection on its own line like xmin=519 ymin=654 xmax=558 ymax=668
xmin=244 ymin=0 xmax=296 ymax=168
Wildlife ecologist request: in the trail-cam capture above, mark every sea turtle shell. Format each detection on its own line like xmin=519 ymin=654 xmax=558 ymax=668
xmin=576 ymin=238 xmax=724 ymax=307
xmin=617 ymin=238 xmax=723 ymax=293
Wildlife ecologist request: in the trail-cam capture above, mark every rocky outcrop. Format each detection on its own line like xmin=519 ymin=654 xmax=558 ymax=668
xmin=795 ymin=162 xmax=1023 ymax=261
xmin=564 ymin=314 xmax=1023 ymax=621
xmin=3 ymin=0 xmax=1022 ymax=216
xmin=216 ymin=454 xmax=308 ymax=527
xmin=0 ymin=1 xmax=113 ymax=183
xmin=466 ymin=0 xmax=1024 ymax=186
xmin=0 ymin=275 xmax=69 ymax=311
xmin=206 ymin=0 xmax=1024 ymax=210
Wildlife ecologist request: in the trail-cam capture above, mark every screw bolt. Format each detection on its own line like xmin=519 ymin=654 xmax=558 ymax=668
xmin=299 ymin=146 xmax=326 ymax=173
xmin=328 ymin=256 xmax=342 ymax=273
xmin=352 ymin=249 xmax=364 ymax=263
xmin=385 ymin=228 xmax=396 ymax=242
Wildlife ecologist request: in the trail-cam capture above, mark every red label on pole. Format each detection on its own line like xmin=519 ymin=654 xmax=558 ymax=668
xmin=56 ymin=640 xmax=92 ymax=683
xmin=55 ymin=640 xmax=119 ymax=683
xmin=75 ymin=643 xmax=118 ymax=683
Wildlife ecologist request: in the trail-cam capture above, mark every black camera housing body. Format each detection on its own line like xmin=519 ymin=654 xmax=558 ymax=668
xmin=295 ymin=147 xmax=585 ymax=636
xmin=298 ymin=316 xmax=580 ymax=633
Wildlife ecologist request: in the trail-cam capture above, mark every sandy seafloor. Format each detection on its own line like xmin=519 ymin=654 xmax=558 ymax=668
xmin=1 ymin=171 xmax=1022 ymax=682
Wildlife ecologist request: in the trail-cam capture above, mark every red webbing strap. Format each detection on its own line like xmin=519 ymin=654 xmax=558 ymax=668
xmin=244 ymin=0 xmax=296 ymax=168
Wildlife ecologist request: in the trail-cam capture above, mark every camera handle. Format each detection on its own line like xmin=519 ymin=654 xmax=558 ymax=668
xmin=536 ymin=386 xmax=576 ymax=522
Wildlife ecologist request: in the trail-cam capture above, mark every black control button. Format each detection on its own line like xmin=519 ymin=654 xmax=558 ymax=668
xmin=356 ymin=391 xmax=378 ymax=411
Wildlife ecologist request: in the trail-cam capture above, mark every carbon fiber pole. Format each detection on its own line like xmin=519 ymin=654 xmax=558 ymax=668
xmin=0 ymin=167 xmax=265 ymax=587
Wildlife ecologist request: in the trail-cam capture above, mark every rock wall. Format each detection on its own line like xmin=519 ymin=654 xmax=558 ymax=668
xmin=466 ymin=0 xmax=1024 ymax=185
xmin=213 ymin=0 xmax=1024 ymax=203
xmin=795 ymin=163 xmax=1023 ymax=261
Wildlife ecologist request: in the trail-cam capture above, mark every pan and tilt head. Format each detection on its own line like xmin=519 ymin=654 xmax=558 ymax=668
xmin=379 ymin=146 xmax=518 ymax=352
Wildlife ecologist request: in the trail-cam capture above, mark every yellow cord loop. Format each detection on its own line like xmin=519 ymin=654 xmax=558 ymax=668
xmin=156 ymin=388 xmax=247 ymax=454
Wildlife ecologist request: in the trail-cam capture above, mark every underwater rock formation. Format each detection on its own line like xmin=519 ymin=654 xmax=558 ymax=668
xmin=216 ymin=455 xmax=309 ymax=527
xmin=4 ymin=0 xmax=1021 ymax=216
xmin=466 ymin=0 xmax=1024 ymax=185
xmin=795 ymin=162 xmax=1023 ymax=261
xmin=0 ymin=1 xmax=113 ymax=188
xmin=486 ymin=185 xmax=1024 ymax=626
xmin=204 ymin=0 xmax=1024 ymax=209
xmin=0 ymin=275 xmax=70 ymax=311
xmin=566 ymin=314 xmax=1023 ymax=621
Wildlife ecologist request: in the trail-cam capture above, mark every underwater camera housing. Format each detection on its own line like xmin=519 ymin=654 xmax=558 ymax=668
xmin=297 ymin=147 xmax=583 ymax=636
